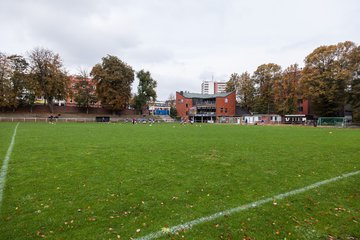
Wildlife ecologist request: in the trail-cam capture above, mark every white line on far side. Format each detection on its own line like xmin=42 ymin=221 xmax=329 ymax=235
xmin=0 ymin=123 xmax=20 ymax=212
xmin=136 ymin=170 xmax=360 ymax=240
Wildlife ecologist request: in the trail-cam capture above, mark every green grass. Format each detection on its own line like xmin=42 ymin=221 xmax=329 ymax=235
xmin=0 ymin=123 xmax=18 ymax=166
xmin=0 ymin=123 xmax=359 ymax=239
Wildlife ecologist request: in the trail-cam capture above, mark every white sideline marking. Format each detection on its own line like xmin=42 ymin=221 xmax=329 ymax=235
xmin=0 ymin=123 xmax=20 ymax=211
xmin=136 ymin=170 xmax=360 ymax=240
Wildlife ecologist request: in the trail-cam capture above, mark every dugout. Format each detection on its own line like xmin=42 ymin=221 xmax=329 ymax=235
xmin=95 ymin=116 xmax=110 ymax=122
xmin=283 ymin=114 xmax=313 ymax=124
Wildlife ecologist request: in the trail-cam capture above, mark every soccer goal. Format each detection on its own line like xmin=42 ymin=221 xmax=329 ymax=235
xmin=317 ymin=117 xmax=347 ymax=127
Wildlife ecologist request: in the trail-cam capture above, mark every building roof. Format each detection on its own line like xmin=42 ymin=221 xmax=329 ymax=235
xmin=235 ymin=106 xmax=250 ymax=116
xmin=180 ymin=92 xmax=233 ymax=99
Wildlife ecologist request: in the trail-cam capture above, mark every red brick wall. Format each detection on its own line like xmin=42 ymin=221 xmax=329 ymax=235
xmin=215 ymin=92 xmax=236 ymax=116
xmin=176 ymin=92 xmax=193 ymax=119
xmin=302 ymin=99 xmax=310 ymax=115
xmin=295 ymin=99 xmax=310 ymax=115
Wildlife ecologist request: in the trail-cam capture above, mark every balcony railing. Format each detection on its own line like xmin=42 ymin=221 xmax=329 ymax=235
xmin=189 ymin=112 xmax=216 ymax=116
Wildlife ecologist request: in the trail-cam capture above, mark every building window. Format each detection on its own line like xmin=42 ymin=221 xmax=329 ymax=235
xmin=225 ymin=98 xmax=228 ymax=103
xmin=186 ymin=103 xmax=188 ymax=108
xmin=225 ymin=108 xmax=228 ymax=113
xmin=220 ymin=108 xmax=223 ymax=113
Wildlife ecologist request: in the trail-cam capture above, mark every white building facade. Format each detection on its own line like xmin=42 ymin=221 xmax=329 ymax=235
xmin=201 ymin=81 xmax=227 ymax=94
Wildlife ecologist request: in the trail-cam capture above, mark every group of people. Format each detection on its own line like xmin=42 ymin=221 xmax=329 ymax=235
xmin=48 ymin=114 xmax=61 ymax=122
xmin=128 ymin=118 xmax=158 ymax=124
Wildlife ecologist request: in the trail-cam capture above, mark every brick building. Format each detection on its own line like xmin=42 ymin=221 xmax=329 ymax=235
xmin=176 ymin=91 xmax=236 ymax=122
xmin=297 ymin=99 xmax=310 ymax=115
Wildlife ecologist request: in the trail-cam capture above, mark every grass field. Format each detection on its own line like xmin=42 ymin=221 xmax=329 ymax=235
xmin=0 ymin=122 xmax=359 ymax=239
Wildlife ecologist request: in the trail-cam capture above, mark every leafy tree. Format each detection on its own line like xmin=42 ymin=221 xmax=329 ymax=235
xmin=301 ymin=41 xmax=357 ymax=116
xmin=225 ymin=73 xmax=239 ymax=92
xmin=252 ymin=63 xmax=282 ymax=113
xmin=134 ymin=70 xmax=157 ymax=114
xmin=0 ymin=53 xmax=29 ymax=111
xmin=237 ymin=72 xmax=255 ymax=111
xmin=128 ymin=93 xmax=136 ymax=110
xmin=170 ymin=106 xmax=177 ymax=119
xmin=28 ymin=47 xmax=69 ymax=113
xmin=273 ymin=64 xmax=301 ymax=114
xmin=91 ymin=55 xmax=134 ymax=113
xmin=8 ymin=55 xmax=30 ymax=110
xmin=73 ymin=70 xmax=97 ymax=114
xmin=349 ymin=45 xmax=360 ymax=121
xmin=0 ymin=53 xmax=12 ymax=111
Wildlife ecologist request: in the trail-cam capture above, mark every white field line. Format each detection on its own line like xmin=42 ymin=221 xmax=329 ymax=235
xmin=136 ymin=170 xmax=360 ymax=240
xmin=0 ymin=123 xmax=20 ymax=211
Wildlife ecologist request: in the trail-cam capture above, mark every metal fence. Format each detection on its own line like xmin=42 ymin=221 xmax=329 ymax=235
xmin=0 ymin=117 xmax=170 ymax=123
xmin=0 ymin=117 xmax=100 ymax=123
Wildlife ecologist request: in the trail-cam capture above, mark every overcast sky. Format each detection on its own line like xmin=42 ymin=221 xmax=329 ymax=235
xmin=1 ymin=0 xmax=359 ymax=100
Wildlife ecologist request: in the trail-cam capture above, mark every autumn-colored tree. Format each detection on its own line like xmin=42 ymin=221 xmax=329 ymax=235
xmin=301 ymin=41 xmax=357 ymax=116
xmin=28 ymin=48 xmax=69 ymax=113
xmin=0 ymin=53 xmax=29 ymax=111
xmin=91 ymin=55 xmax=134 ymax=113
xmin=252 ymin=63 xmax=282 ymax=113
xmin=273 ymin=64 xmax=302 ymax=115
xmin=8 ymin=55 xmax=29 ymax=110
xmin=237 ymin=72 xmax=255 ymax=111
xmin=349 ymin=45 xmax=360 ymax=121
xmin=73 ymin=70 xmax=97 ymax=114
xmin=134 ymin=70 xmax=157 ymax=114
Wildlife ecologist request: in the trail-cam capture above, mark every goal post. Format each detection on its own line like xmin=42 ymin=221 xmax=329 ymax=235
xmin=317 ymin=117 xmax=347 ymax=127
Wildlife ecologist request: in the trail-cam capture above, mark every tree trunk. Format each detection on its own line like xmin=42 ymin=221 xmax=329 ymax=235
xmin=47 ymin=98 xmax=54 ymax=113
xmin=86 ymin=107 xmax=89 ymax=114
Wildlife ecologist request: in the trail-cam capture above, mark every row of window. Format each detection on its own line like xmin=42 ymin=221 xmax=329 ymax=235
xmin=220 ymin=108 xmax=228 ymax=113
xmin=178 ymin=98 xmax=229 ymax=104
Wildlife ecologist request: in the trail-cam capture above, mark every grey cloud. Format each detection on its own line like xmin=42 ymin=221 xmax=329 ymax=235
xmin=124 ymin=47 xmax=174 ymax=65
xmin=1 ymin=0 xmax=360 ymax=100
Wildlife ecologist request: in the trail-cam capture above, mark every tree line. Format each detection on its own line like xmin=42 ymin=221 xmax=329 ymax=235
xmin=0 ymin=47 xmax=157 ymax=114
xmin=226 ymin=41 xmax=360 ymax=120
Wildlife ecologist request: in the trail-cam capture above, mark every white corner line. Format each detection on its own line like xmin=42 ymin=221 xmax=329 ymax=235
xmin=0 ymin=123 xmax=20 ymax=212
xmin=136 ymin=170 xmax=360 ymax=240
